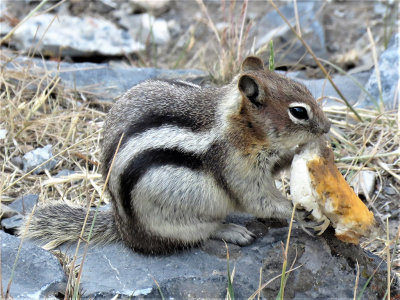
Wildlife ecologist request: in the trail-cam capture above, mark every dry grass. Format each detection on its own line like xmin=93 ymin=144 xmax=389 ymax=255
xmin=0 ymin=51 xmax=109 ymax=208
xmin=196 ymin=0 xmax=252 ymax=83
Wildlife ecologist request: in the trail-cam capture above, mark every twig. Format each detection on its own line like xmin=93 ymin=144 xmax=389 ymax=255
xmin=195 ymin=0 xmax=221 ymax=43
xmin=353 ymin=260 xmax=360 ymax=300
xmin=377 ymin=160 xmax=400 ymax=182
xmin=72 ymin=152 xmax=100 ymax=167
xmin=386 ymin=217 xmax=390 ymax=300
xmin=237 ymin=0 xmax=249 ymax=63
xmin=336 ymin=149 xmax=400 ymax=163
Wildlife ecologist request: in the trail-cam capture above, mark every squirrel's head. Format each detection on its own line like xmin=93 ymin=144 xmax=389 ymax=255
xmin=230 ymin=56 xmax=331 ymax=152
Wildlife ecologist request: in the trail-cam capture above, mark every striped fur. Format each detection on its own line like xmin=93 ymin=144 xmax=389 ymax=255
xmin=21 ymin=57 xmax=331 ymax=254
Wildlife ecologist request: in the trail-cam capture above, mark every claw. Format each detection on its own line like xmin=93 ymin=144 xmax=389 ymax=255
xmin=295 ymin=209 xmax=331 ymax=236
xmin=314 ymin=217 xmax=330 ymax=235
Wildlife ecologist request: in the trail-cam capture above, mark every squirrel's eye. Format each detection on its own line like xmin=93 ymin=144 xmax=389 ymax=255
xmin=289 ymin=107 xmax=309 ymax=120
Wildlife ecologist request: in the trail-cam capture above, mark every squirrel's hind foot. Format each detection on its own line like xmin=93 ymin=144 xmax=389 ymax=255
xmin=210 ymin=223 xmax=256 ymax=246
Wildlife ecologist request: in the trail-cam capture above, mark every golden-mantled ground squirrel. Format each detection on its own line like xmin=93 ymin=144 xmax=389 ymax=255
xmin=22 ymin=56 xmax=331 ymax=254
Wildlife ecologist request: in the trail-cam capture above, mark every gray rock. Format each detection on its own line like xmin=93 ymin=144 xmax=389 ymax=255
xmin=1 ymin=231 xmax=67 ymax=299
xmin=0 ymin=204 xmax=19 ymax=220
xmin=8 ymin=194 xmax=39 ymax=215
xmin=261 ymin=228 xmax=396 ymax=299
xmin=1 ymin=214 xmax=23 ymax=234
xmin=361 ymin=34 xmax=399 ymax=109
xmin=22 ymin=144 xmax=57 ymax=174
xmin=10 ymin=156 xmax=24 ymax=170
xmin=54 ymin=215 xmax=394 ymax=299
xmin=383 ymin=186 xmax=397 ymax=196
xmin=11 ymin=14 xmax=144 ymax=57
xmin=5 ymin=57 xmax=208 ymax=101
xmin=255 ymin=2 xmax=328 ymax=67
xmin=118 ymin=13 xmax=171 ymax=45
xmin=288 ymin=71 xmax=371 ymax=107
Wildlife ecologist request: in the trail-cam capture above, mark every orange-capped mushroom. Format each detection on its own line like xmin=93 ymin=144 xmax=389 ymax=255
xmin=290 ymin=138 xmax=375 ymax=244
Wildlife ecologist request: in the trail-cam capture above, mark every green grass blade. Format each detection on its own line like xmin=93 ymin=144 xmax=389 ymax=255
xmin=269 ymin=40 xmax=275 ymax=71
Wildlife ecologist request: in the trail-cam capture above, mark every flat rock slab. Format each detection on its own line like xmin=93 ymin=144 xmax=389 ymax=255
xmin=255 ymin=2 xmax=328 ymax=67
xmin=288 ymin=71 xmax=371 ymax=108
xmin=5 ymin=54 xmax=395 ymax=110
xmin=5 ymin=58 xmax=208 ymax=101
xmin=55 ymin=217 xmax=396 ymax=299
xmin=4 ymin=56 xmax=378 ymax=109
xmin=1 ymin=231 xmax=67 ymax=299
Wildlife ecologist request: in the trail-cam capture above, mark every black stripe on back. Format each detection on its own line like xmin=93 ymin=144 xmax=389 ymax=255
xmin=204 ymin=142 xmax=242 ymax=208
xmin=119 ymin=148 xmax=203 ymax=216
xmin=103 ymin=114 xmax=204 ymax=173
xmin=125 ymin=114 xmax=203 ymax=138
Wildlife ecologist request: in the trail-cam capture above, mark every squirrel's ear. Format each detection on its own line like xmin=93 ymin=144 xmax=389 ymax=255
xmin=241 ymin=56 xmax=264 ymax=72
xmin=238 ymin=75 xmax=262 ymax=107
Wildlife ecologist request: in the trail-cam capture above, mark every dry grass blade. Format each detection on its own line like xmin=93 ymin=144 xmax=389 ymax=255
xmin=0 ymin=0 xmax=49 ymax=45
xmin=247 ymin=265 xmax=302 ymax=300
xmin=277 ymin=203 xmax=297 ymax=300
xmin=386 ymin=218 xmax=391 ymax=300
xmin=195 ymin=0 xmax=221 ymax=43
xmin=367 ymin=27 xmax=384 ymax=111
xmin=353 ymin=261 xmax=360 ymax=300
xmin=196 ymin=0 xmax=252 ymax=83
xmin=257 ymin=267 xmax=262 ymax=300
xmin=236 ymin=0 xmax=249 ymax=63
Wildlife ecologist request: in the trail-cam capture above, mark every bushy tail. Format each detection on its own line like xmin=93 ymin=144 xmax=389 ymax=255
xmin=19 ymin=203 xmax=120 ymax=250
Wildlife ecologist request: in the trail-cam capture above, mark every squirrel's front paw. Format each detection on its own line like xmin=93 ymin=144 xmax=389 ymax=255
xmin=295 ymin=209 xmax=330 ymax=236
xmin=210 ymin=223 xmax=256 ymax=246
